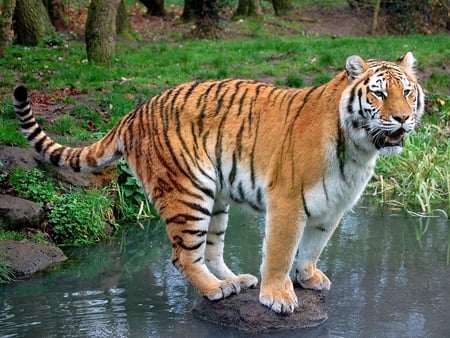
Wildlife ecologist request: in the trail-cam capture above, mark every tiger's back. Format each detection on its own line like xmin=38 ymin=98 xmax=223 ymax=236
xmin=13 ymin=52 xmax=424 ymax=314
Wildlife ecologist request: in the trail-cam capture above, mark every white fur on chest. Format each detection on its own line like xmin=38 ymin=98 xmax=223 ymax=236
xmin=304 ymin=145 xmax=377 ymax=226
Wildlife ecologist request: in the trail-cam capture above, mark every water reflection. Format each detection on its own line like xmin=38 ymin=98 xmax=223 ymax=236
xmin=0 ymin=204 xmax=448 ymax=337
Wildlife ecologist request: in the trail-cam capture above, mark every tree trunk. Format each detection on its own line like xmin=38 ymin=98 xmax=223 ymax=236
xmin=85 ymin=0 xmax=120 ymax=65
xmin=13 ymin=0 xmax=55 ymax=46
xmin=181 ymin=0 xmax=196 ymax=22
xmin=271 ymin=0 xmax=293 ymax=16
xmin=0 ymin=0 xmax=16 ymax=57
xmin=42 ymin=0 xmax=66 ymax=31
xmin=189 ymin=0 xmax=220 ymax=39
xmin=139 ymin=0 xmax=166 ymax=16
xmin=116 ymin=0 xmax=133 ymax=38
xmin=235 ymin=0 xmax=262 ymax=17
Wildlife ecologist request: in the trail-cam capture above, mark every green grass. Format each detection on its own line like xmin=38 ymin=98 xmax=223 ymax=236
xmin=368 ymin=120 xmax=450 ymax=217
xmin=0 ymin=33 xmax=449 ymax=227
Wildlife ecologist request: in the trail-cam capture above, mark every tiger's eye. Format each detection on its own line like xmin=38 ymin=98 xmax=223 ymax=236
xmin=372 ymin=91 xmax=384 ymax=99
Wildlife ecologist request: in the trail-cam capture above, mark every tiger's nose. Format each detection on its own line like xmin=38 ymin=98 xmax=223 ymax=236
xmin=392 ymin=114 xmax=409 ymax=123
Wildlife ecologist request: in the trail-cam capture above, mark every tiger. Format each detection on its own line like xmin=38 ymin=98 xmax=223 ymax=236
xmin=13 ymin=52 xmax=424 ymax=314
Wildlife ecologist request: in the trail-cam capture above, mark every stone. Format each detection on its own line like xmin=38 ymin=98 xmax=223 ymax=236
xmin=0 ymin=195 xmax=44 ymax=229
xmin=192 ymin=285 xmax=327 ymax=333
xmin=0 ymin=145 xmax=117 ymax=189
xmin=0 ymin=240 xmax=67 ymax=277
xmin=0 ymin=145 xmax=39 ymax=171
xmin=54 ymin=165 xmax=117 ymax=188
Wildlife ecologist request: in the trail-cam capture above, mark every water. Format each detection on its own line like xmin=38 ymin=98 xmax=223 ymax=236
xmin=0 ymin=204 xmax=449 ymax=337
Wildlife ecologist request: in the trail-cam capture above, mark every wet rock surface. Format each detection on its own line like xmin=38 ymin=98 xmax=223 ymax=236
xmin=0 ymin=240 xmax=67 ymax=277
xmin=192 ymin=285 xmax=327 ymax=333
xmin=0 ymin=195 xmax=44 ymax=229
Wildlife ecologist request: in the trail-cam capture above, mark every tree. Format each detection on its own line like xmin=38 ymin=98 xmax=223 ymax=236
xmin=0 ymin=0 xmax=16 ymax=57
xmin=181 ymin=0 xmax=196 ymax=22
xmin=235 ymin=0 xmax=262 ymax=17
xmin=139 ymin=0 xmax=166 ymax=17
xmin=42 ymin=0 xmax=66 ymax=31
xmin=85 ymin=0 xmax=121 ymax=65
xmin=116 ymin=0 xmax=133 ymax=38
xmin=13 ymin=0 xmax=55 ymax=46
xmin=271 ymin=0 xmax=293 ymax=16
xmin=184 ymin=0 xmax=220 ymax=39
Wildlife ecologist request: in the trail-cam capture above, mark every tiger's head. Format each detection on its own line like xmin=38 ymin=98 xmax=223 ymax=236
xmin=340 ymin=52 xmax=424 ymax=156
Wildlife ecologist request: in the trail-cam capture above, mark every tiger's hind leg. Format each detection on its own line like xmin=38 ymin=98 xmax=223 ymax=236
xmin=205 ymin=200 xmax=258 ymax=289
xmin=159 ymin=185 xmax=243 ymax=301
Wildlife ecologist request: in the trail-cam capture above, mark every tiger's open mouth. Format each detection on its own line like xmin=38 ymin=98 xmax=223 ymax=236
xmin=382 ymin=128 xmax=405 ymax=147
xmin=373 ymin=128 xmax=406 ymax=149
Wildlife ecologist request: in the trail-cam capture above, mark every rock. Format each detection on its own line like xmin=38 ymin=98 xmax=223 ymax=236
xmin=0 ymin=195 xmax=45 ymax=229
xmin=0 ymin=145 xmax=117 ymax=189
xmin=192 ymin=285 xmax=327 ymax=333
xmin=0 ymin=145 xmax=39 ymax=171
xmin=0 ymin=240 xmax=67 ymax=277
xmin=54 ymin=165 xmax=117 ymax=188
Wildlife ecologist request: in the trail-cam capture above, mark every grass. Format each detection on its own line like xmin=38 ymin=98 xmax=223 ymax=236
xmin=368 ymin=119 xmax=450 ymax=217
xmin=0 ymin=30 xmax=448 ymax=249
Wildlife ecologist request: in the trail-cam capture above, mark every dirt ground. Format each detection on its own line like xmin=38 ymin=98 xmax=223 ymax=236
xmin=66 ymin=5 xmax=377 ymax=42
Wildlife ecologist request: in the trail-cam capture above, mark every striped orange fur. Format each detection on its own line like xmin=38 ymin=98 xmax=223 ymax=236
xmin=13 ymin=52 xmax=424 ymax=313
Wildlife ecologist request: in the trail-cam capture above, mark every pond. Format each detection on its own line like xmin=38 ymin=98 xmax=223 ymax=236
xmin=0 ymin=203 xmax=449 ymax=337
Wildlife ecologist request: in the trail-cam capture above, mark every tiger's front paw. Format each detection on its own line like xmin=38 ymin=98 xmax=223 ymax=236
xmin=203 ymin=280 xmax=241 ymax=301
xmin=235 ymin=273 xmax=258 ymax=289
xmin=296 ymin=268 xmax=331 ymax=291
xmin=259 ymin=279 xmax=298 ymax=314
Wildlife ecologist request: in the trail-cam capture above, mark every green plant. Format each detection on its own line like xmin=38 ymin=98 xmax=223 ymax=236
xmin=0 ymin=257 xmax=14 ymax=284
xmin=115 ymin=159 xmax=157 ymax=222
xmin=49 ymin=188 xmax=116 ymax=246
xmin=368 ymin=122 xmax=449 ymax=217
xmin=0 ymin=230 xmax=24 ymax=241
xmin=9 ymin=168 xmax=58 ymax=204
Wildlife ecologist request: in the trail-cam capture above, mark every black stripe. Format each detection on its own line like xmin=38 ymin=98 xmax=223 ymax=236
xmin=50 ymin=147 xmax=63 ymax=166
xmin=229 ymin=152 xmax=237 ymax=185
xmin=180 ymin=81 xmax=200 ymax=111
xmin=237 ymin=88 xmax=249 ymax=116
xmin=13 ymin=102 xmax=28 ymax=110
xmin=347 ymin=86 xmax=357 ymax=114
xmin=235 ymin=124 xmax=244 ymax=159
xmin=225 ymin=80 xmax=244 ymax=111
xmin=27 ymin=126 xmax=42 ymax=141
xmin=211 ymin=209 xmax=228 ymax=216
xmin=173 ymin=235 xmax=205 ymax=251
xmin=16 ymin=107 xmax=31 ymax=117
xmin=20 ymin=121 xmax=37 ymax=130
xmin=193 ymin=256 xmax=203 ymax=263
xmin=34 ymin=136 xmax=46 ymax=153
xmin=256 ymin=187 xmax=263 ymax=207
xmin=178 ymin=200 xmax=211 ymax=216
xmin=42 ymin=140 xmax=55 ymax=154
xmin=19 ymin=114 xmax=34 ymax=123
xmin=285 ymin=90 xmax=302 ymax=121
xmin=301 ymin=188 xmax=311 ymax=217
xmin=166 ymin=214 xmax=205 ymax=225
xmin=238 ymin=181 xmax=245 ymax=200
xmin=70 ymin=149 xmax=81 ymax=172
xmin=336 ymin=120 xmax=346 ymax=180
xmin=181 ymin=229 xmax=208 ymax=236
xmin=322 ymin=177 xmax=329 ymax=202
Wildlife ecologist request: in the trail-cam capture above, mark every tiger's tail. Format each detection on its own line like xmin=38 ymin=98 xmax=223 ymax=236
xmin=13 ymin=85 xmax=123 ymax=172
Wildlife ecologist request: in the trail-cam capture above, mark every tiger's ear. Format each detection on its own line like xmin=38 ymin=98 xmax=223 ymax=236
xmin=397 ymin=51 xmax=417 ymax=75
xmin=345 ymin=55 xmax=366 ymax=81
